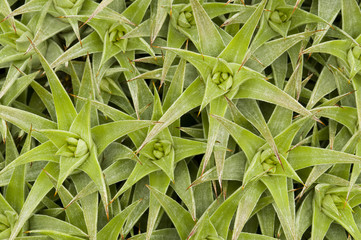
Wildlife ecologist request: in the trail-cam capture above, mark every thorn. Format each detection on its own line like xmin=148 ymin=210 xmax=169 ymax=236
xmin=343 ymin=197 xmax=349 ymax=209
xmin=0 ymin=17 xmax=8 ymax=24
xmin=108 ymin=198 xmax=115 ymax=207
xmin=212 ymin=180 xmax=218 ymax=200
xmin=79 ymin=21 xmax=87 ymax=29
xmin=196 ymin=110 xmax=201 ymax=118
xmin=218 ymin=177 xmax=223 ymax=194
xmin=316 ymin=118 xmax=326 ymax=126
xmin=132 ymin=151 xmax=142 ymax=165
xmin=335 ymin=104 xmax=344 ymax=109
xmin=106 ymin=206 xmax=110 ymax=221
xmin=220 ymin=21 xmax=228 ymax=28
xmin=290 ymin=0 xmax=302 ymax=17
xmin=26 ymin=36 xmax=34 ymax=46
xmin=161 ymin=49 xmax=165 ymax=61
xmin=127 ymin=76 xmax=139 ymax=82
xmin=288 ymin=187 xmax=303 ymax=192
xmin=251 ymin=55 xmax=264 ymax=67
xmin=13 ymin=64 xmax=26 ymax=75
xmin=237 ymin=61 xmax=245 ymax=73
xmin=64 ymin=200 xmax=74 ymax=209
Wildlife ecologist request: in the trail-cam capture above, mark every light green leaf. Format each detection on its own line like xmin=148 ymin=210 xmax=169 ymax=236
xmin=147 ymin=184 xmax=194 ymax=240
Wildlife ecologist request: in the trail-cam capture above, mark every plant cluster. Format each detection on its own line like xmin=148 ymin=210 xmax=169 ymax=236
xmin=1 ymin=0 xmax=361 ymax=239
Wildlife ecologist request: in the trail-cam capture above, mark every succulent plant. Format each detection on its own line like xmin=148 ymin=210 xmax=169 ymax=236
xmin=2 ymin=0 xmax=361 ymax=239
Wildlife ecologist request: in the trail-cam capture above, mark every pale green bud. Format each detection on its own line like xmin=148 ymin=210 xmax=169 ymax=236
xmin=212 ymin=71 xmax=233 ymax=91
xmin=66 ymin=137 xmax=78 ymax=146
xmin=270 ymin=10 xmax=288 ymax=24
xmin=177 ymin=10 xmax=196 ymax=28
xmin=57 ymin=137 xmax=89 ymax=158
xmin=260 ymin=149 xmax=278 ymax=174
xmin=221 ymin=72 xmax=229 ymax=81
xmin=151 ymin=140 xmax=173 ymax=160
xmin=108 ymin=24 xmax=128 ymax=50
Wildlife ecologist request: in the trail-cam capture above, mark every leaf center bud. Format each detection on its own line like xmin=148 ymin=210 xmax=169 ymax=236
xmin=177 ymin=10 xmax=196 ymax=28
xmin=260 ymin=149 xmax=278 ymax=174
xmin=151 ymin=140 xmax=172 ymax=160
xmin=269 ymin=10 xmax=288 ymax=24
xmin=211 ymin=71 xmax=233 ymax=91
xmin=56 ymin=137 xmax=89 ymax=158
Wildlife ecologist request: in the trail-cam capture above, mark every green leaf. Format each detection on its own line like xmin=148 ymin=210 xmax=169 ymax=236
xmin=211 ymin=114 xmax=264 ymax=161
xmin=97 ymin=200 xmax=140 ymax=240
xmin=8 ymin=162 xmax=58 ymax=240
xmin=234 ymin=77 xmax=315 ymax=119
xmin=262 ymin=176 xmax=296 ymax=240
xmin=147 ymin=184 xmax=194 ymax=240
xmin=0 ymin=141 xmax=58 ymax=176
xmin=0 ymin=71 xmax=37 ymax=106
xmin=342 ymin=0 xmax=361 ymax=38
xmin=137 ymin=78 xmax=204 ymax=153
xmin=0 ymin=105 xmax=57 ymax=143
xmin=92 ymin=120 xmax=153 ymax=154
xmin=190 ymin=0 xmax=225 ymax=56
xmin=219 ymin=0 xmax=266 ymax=64
xmin=30 ymin=38 xmax=77 ymax=131
xmin=288 ymin=146 xmax=361 ymax=170
xmin=146 ymin=171 xmax=170 ymax=240
xmin=29 ymin=215 xmax=87 ymax=238
xmin=212 ymin=181 xmax=265 ymax=239
xmin=5 ymin=130 xmax=32 ymax=213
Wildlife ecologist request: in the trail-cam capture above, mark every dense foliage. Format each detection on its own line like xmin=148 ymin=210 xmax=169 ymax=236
xmin=1 ymin=0 xmax=361 ymax=239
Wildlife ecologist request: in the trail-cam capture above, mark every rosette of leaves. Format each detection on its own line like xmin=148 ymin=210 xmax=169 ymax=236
xmin=313 ymin=184 xmax=361 ymax=239
xmin=51 ymin=0 xmax=155 ymax=71
xmin=159 ymin=1 xmax=246 ymax=85
xmin=223 ymin=0 xmax=330 ymax=59
xmin=267 ymin=7 xmax=291 ymax=37
xmin=302 ymin=0 xmax=361 ymax=81
xmin=178 ymin=9 xmax=196 ymax=29
xmin=48 ymin=0 xmax=156 ymax=120
xmin=209 ymin=62 xmax=233 ymax=92
xmin=142 ymin=139 xmax=173 ymax=161
xmin=52 ymin=0 xmax=86 ymax=42
xmin=242 ymin=146 xmax=303 ymax=186
xmin=0 ymin=42 xmax=155 ymax=239
xmin=0 ymin=0 xmax=84 ymax=67
xmin=0 ymin=12 xmax=39 ymax=66
xmin=136 ymin=0 xmax=320 ymax=191
xmin=2 ymin=0 xmax=87 ymax=45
